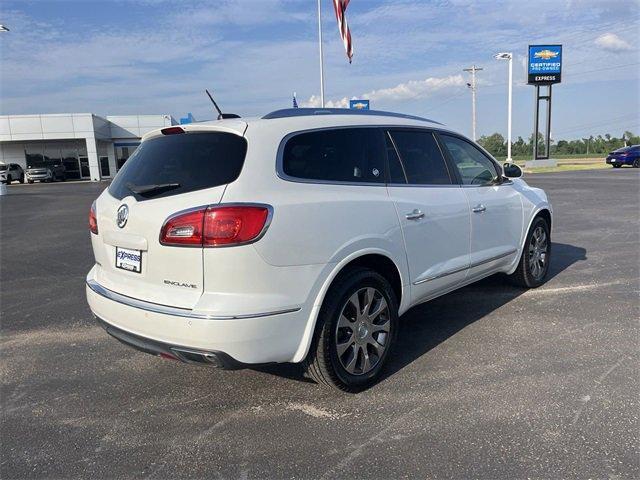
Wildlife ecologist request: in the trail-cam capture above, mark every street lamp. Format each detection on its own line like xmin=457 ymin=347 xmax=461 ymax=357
xmin=494 ymin=52 xmax=513 ymax=163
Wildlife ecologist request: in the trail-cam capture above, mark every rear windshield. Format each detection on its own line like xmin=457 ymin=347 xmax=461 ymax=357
xmin=109 ymin=132 xmax=247 ymax=200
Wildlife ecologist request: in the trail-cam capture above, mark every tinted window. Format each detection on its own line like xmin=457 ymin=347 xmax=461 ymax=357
xmin=387 ymin=130 xmax=451 ymax=185
xmin=282 ymin=128 xmax=385 ymax=183
xmin=440 ymin=134 xmax=499 ymax=185
xmin=0 ymin=165 xmax=7 ymax=171
xmin=109 ymin=132 xmax=247 ymax=201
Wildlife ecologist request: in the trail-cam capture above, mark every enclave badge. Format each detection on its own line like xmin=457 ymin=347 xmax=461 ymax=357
xmin=116 ymin=204 xmax=129 ymax=228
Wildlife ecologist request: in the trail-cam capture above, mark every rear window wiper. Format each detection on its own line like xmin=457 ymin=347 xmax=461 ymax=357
xmin=126 ymin=182 xmax=181 ymax=196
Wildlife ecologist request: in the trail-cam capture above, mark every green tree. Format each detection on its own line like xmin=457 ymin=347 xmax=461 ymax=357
xmin=477 ymin=133 xmax=506 ymax=157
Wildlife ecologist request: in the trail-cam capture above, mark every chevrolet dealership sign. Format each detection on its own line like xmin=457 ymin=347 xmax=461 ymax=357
xmin=528 ymin=45 xmax=562 ymax=84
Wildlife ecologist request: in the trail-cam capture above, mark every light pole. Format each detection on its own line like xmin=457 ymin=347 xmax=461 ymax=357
xmin=317 ymin=0 xmax=325 ymax=108
xmin=463 ymin=65 xmax=483 ymax=141
xmin=494 ymin=52 xmax=513 ymax=162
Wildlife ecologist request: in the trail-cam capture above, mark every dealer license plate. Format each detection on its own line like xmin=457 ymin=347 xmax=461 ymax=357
xmin=115 ymin=247 xmax=142 ymax=273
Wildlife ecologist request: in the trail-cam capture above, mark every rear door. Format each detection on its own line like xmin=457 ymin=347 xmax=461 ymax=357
xmin=437 ymin=133 xmax=523 ymax=279
xmin=92 ymin=130 xmax=247 ymax=309
xmin=385 ymin=129 xmax=471 ymax=304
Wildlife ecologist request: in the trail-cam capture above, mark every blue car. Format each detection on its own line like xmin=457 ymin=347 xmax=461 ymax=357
xmin=606 ymin=145 xmax=640 ymax=168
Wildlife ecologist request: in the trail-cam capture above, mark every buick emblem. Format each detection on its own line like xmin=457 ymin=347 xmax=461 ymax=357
xmin=116 ymin=204 xmax=129 ymax=228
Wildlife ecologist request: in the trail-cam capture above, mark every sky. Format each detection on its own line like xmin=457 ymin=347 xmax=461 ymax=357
xmin=0 ymin=0 xmax=639 ymax=140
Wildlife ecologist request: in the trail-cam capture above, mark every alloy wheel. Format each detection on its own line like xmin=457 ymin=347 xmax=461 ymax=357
xmin=528 ymin=226 xmax=548 ymax=280
xmin=335 ymin=287 xmax=390 ymax=376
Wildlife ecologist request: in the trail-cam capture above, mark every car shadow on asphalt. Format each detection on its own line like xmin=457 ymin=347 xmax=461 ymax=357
xmin=255 ymin=242 xmax=587 ymax=388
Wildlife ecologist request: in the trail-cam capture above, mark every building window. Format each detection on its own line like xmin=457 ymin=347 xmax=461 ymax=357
xmin=61 ymin=145 xmax=81 ymax=180
xmin=115 ymin=144 xmax=139 ymax=171
xmin=99 ymin=157 xmax=110 ymax=177
xmin=25 ymin=145 xmax=46 ymax=168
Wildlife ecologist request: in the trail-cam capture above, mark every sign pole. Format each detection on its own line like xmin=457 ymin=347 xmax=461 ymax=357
xmin=533 ymin=85 xmax=539 ymax=160
xmin=317 ymin=0 xmax=325 ymax=108
xmin=545 ymin=85 xmax=553 ymax=158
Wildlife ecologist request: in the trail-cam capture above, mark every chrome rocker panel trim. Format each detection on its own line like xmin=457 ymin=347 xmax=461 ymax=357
xmin=86 ymin=279 xmax=301 ymax=320
xmin=413 ymin=248 xmax=518 ymax=285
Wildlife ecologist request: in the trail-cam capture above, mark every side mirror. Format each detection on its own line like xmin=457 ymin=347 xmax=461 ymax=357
xmin=503 ymin=162 xmax=523 ymax=178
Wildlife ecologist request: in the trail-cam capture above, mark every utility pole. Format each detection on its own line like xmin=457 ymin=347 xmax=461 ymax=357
xmin=464 ymin=65 xmax=483 ymax=141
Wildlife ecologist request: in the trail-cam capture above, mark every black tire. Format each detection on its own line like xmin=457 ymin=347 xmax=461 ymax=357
xmin=6 ymin=175 xmax=11 ymax=184
xmin=508 ymin=216 xmax=551 ymax=288
xmin=27 ymin=179 xmax=33 ymax=184
xmin=633 ymin=159 xmax=639 ymax=168
xmin=19 ymin=174 xmax=24 ymax=184
xmin=612 ymin=164 xmax=622 ymax=168
xmin=61 ymin=173 xmax=66 ymax=181
xmin=304 ymin=267 xmax=399 ymax=392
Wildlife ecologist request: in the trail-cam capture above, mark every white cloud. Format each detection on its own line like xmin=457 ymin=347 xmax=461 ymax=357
xmin=302 ymin=74 xmax=465 ymax=107
xmin=594 ymin=33 xmax=633 ymax=52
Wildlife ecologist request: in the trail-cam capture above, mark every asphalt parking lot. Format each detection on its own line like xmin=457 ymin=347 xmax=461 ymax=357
xmin=1 ymin=169 xmax=638 ymax=479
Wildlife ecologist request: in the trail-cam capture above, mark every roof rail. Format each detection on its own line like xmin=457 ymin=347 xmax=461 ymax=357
xmin=262 ymin=108 xmax=441 ymax=124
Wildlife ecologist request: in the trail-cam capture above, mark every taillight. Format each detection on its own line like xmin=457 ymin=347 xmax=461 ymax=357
xmin=203 ymin=206 xmax=270 ymax=246
xmin=89 ymin=200 xmax=98 ymax=234
xmin=160 ymin=204 xmax=271 ymax=247
xmin=159 ymin=208 xmax=205 ymax=246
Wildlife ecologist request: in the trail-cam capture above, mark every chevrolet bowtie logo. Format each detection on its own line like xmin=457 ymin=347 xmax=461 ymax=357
xmin=534 ymin=49 xmax=559 ymax=60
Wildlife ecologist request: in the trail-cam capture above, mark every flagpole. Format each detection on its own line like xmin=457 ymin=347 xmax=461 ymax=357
xmin=317 ymin=0 xmax=325 ymax=107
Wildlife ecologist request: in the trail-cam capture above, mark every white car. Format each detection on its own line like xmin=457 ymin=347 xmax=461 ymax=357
xmin=86 ymin=108 xmax=552 ymax=391
xmin=0 ymin=163 xmax=25 ymax=184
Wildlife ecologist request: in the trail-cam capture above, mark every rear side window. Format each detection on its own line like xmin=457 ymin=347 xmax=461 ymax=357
xmin=282 ymin=128 xmax=386 ymax=183
xmin=387 ymin=130 xmax=451 ymax=185
xmin=109 ymin=132 xmax=247 ymax=200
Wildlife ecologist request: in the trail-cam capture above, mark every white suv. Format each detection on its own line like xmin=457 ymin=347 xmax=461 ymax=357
xmin=86 ymin=108 xmax=552 ymax=391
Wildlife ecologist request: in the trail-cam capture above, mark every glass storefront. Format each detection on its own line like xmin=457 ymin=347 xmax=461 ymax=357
xmin=61 ymin=144 xmax=83 ymax=179
xmin=18 ymin=140 xmax=139 ymax=179
xmin=24 ymin=141 xmax=91 ymax=180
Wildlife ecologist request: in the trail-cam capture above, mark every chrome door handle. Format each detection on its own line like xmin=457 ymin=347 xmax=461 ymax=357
xmin=472 ymin=204 xmax=487 ymax=213
xmin=405 ymin=209 xmax=425 ymax=220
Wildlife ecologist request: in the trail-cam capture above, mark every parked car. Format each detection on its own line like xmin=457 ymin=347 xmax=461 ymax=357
xmin=86 ymin=108 xmax=553 ymax=391
xmin=606 ymin=145 xmax=640 ymax=168
xmin=0 ymin=163 xmax=25 ymax=184
xmin=25 ymin=162 xmax=66 ymax=183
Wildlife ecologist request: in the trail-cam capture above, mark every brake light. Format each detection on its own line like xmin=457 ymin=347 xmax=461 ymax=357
xmin=161 ymin=126 xmax=185 ymax=135
xmin=160 ymin=204 xmax=271 ymax=247
xmin=89 ymin=200 xmax=98 ymax=234
xmin=204 ymin=206 xmax=269 ymax=246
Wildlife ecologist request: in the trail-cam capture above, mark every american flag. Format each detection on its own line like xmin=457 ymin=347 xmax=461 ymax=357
xmin=332 ymin=0 xmax=353 ymax=63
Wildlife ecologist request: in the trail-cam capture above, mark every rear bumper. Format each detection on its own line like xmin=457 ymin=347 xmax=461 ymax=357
xmin=606 ymin=157 xmax=631 ymax=165
xmin=95 ymin=317 xmax=244 ymax=368
xmin=86 ymin=274 xmax=310 ymax=365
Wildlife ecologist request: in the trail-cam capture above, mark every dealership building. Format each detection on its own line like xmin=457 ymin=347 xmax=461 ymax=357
xmin=0 ymin=113 xmax=177 ymax=181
